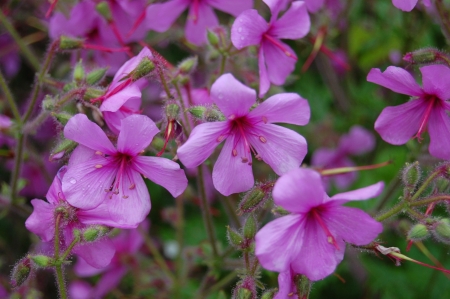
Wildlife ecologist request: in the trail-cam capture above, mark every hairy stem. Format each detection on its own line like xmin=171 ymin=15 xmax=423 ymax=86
xmin=54 ymin=214 xmax=67 ymax=299
xmin=0 ymin=70 xmax=21 ymax=121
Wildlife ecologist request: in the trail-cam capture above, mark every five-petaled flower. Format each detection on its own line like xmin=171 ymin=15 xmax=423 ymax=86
xmin=367 ymin=65 xmax=450 ymax=160
xmin=255 ymin=168 xmax=383 ymax=281
xmin=62 ymin=114 xmax=188 ymax=227
xmin=177 ymin=73 xmax=310 ymax=196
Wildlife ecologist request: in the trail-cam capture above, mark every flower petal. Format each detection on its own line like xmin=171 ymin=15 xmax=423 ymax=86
xmin=207 ymin=0 xmax=253 ymax=16
xmin=392 ymin=0 xmax=418 ymax=11
xmin=94 ymin=266 xmax=127 ymax=298
xmin=100 ymin=85 xmax=141 ymax=113
xmin=274 ymin=271 xmax=295 ymax=299
xmin=290 ymin=217 xmax=345 ymax=281
xmin=212 ymin=133 xmax=254 ymax=195
xmin=273 ymin=168 xmax=325 ymax=214
xmin=428 ymin=104 xmax=450 ymax=160
xmin=249 ymin=124 xmax=307 ymax=175
xmin=117 ymin=115 xmax=158 ymax=156
xmin=255 ymin=214 xmax=304 ymax=272
xmin=270 ymin=1 xmax=310 ymax=40
xmin=177 ymin=122 xmax=228 ymax=168
xmin=339 ymin=125 xmax=375 ymax=155
xmin=211 ymin=73 xmax=256 ymax=117
xmin=46 ymin=167 xmax=67 ymax=204
xmin=102 ymin=96 xmax=142 ymax=135
xmin=63 ymin=152 xmax=117 ymax=210
xmin=367 ymin=66 xmax=424 ymax=96
xmin=249 ymin=93 xmax=310 ymax=126
xmin=64 ymin=114 xmax=116 ymax=155
xmin=374 ymin=99 xmax=427 ymax=145
xmin=133 ymin=156 xmax=188 ymax=198
xmin=78 ymin=202 xmax=137 ymax=229
xmin=231 ymin=9 xmax=268 ymax=49
xmin=329 ymin=181 xmax=384 ymax=203
xmin=74 ymin=257 xmax=105 ymax=277
xmin=106 ymin=168 xmax=150 ymax=227
xmin=25 ymin=199 xmax=55 ymax=242
xmin=258 ymin=46 xmax=271 ymax=97
xmin=112 ymin=47 xmax=153 ymax=85
xmin=185 ymin=2 xmax=218 ymax=45
xmin=73 ymin=238 xmax=115 ymax=269
xmin=263 ymin=0 xmax=290 ymax=17
xmin=322 ymin=205 xmax=382 ymax=245
xmin=145 ymin=0 xmax=190 ymax=32
xmin=305 ymin=0 xmax=325 ymax=12
xmin=262 ymin=39 xmax=296 ymax=86
xmin=420 ymin=64 xmax=450 ymax=101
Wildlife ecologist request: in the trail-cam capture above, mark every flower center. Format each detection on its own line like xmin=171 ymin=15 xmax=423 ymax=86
xmin=311 ymin=208 xmax=339 ymax=250
xmin=414 ymin=95 xmax=437 ymax=142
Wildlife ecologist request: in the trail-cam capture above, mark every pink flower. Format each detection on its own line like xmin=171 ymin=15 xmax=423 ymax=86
xmin=25 ymin=167 xmax=116 ymax=269
xmin=312 ymin=126 xmax=375 ymax=189
xmin=392 ymin=0 xmax=430 ymax=12
xmin=62 ymin=114 xmax=188 ymax=227
xmin=177 ymin=73 xmax=310 ymax=195
xmin=367 ymin=65 xmax=450 ymax=160
xmin=255 ymin=168 xmax=383 ymax=281
xmin=99 ymin=47 xmax=153 ymax=134
xmin=145 ymin=0 xmax=253 ymax=46
xmin=231 ymin=0 xmax=310 ymax=96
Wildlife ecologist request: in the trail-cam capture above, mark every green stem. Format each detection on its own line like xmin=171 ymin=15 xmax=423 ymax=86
xmin=244 ymin=250 xmax=250 ymax=272
xmin=139 ymin=228 xmax=176 ymax=282
xmin=9 ymin=134 xmax=24 ymax=202
xmin=436 ymin=0 xmax=450 ymax=40
xmin=219 ymin=54 xmax=227 ymax=75
xmin=406 ymin=207 xmax=424 ymax=220
xmin=411 ymin=195 xmax=450 ymax=207
xmin=410 ymin=169 xmax=441 ymax=201
xmin=198 ymin=165 xmax=219 ymax=258
xmin=173 ymin=81 xmax=192 ymax=134
xmin=221 ymin=195 xmax=241 ymax=228
xmin=157 ymin=65 xmax=172 ymax=99
xmin=60 ymin=235 xmax=80 ymax=261
xmin=0 ymin=9 xmax=40 ymax=71
xmin=375 ymin=201 xmax=406 ymax=222
xmin=53 ymin=214 xmax=68 ymax=299
xmin=0 ymin=70 xmax=21 ymax=121
xmin=175 ymin=195 xmax=185 ymax=294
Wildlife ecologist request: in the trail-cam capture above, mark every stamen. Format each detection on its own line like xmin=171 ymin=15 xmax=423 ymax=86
xmin=414 ymin=96 xmax=436 ymax=142
xmin=217 ymin=135 xmax=225 ymax=142
xmin=263 ymin=34 xmax=298 ymax=60
xmin=311 ymin=209 xmax=339 ymax=250
xmin=95 ymin=151 xmax=103 ymax=156
xmin=232 ymin=149 xmax=238 ymax=156
xmin=95 ymin=164 xmax=103 ymax=169
xmin=228 ymin=114 xmax=236 ymax=120
xmin=262 ymin=116 xmax=268 ymax=124
xmin=129 ymin=184 xmax=136 ymax=190
xmin=259 ymin=136 xmax=267 ymax=143
xmin=241 ymin=157 xmax=249 ymax=163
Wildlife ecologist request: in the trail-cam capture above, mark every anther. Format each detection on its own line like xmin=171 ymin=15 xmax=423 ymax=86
xmin=259 ymin=136 xmax=267 ymax=143
xmin=95 ymin=151 xmax=103 ymax=156
xmin=217 ymin=135 xmax=225 ymax=142
xmin=228 ymin=114 xmax=236 ymax=120
xmin=129 ymin=184 xmax=135 ymax=190
xmin=122 ymin=195 xmax=129 ymax=199
xmin=262 ymin=116 xmax=268 ymax=124
xmin=95 ymin=164 xmax=103 ymax=169
xmin=232 ymin=149 xmax=238 ymax=157
xmin=241 ymin=157 xmax=249 ymax=163
xmin=113 ymin=189 xmax=119 ymax=195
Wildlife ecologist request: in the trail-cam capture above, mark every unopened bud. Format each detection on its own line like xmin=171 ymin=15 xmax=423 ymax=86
xmin=235 ymin=288 xmax=252 ymax=299
xmin=433 ymin=219 xmax=450 ymax=244
xmin=151 ymin=136 xmax=165 ymax=152
xmin=227 ymin=226 xmax=244 ymax=248
xmin=96 ymin=2 xmax=112 ymax=22
xmin=42 ymin=95 xmax=56 ymax=111
xmin=239 ymin=187 xmax=266 ymax=214
xmin=165 ymin=103 xmax=180 ymax=120
xmin=407 ymin=223 xmax=429 ymax=241
xmin=294 ymin=274 xmax=312 ymax=299
xmin=83 ymin=225 xmax=109 ymax=242
xmin=178 ymin=56 xmax=198 ymax=74
xmin=261 ymin=289 xmax=276 ymax=299
xmin=86 ymin=68 xmax=108 ymax=85
xmin=30 ymin=255 xmax=54 ymax=268
xmin=59 ymin=36 xmax=83 ymax=50
xmin=243 ymin=214 xmax=257 ymax=240
xmin=189 ymin=106 xmax=207 ymax=120
xmin=129 ymin=57 xmax=155 ymax=81
xmin=207 ymin=30 xmax=219 ymax=47
xmin=204 ymin=107 xmax=225 ymax=122
xmin=403 ymin=48 xmax=450 ymax=67
xmin=74 ymin=60 xmax=85 ymax=82
xmin=52 ymin=112 xmax=73 ymax=125
xmin=63 ymin=82 xmax=76 ymax=92
xmin=272 ymin=206 xmax=290 ymax=216
xmin=50 ymin=138 xmax=77 ymax=161
xmin=11 ymin=257 xmax=31 ymax=288
xmin=402 ymin=162 xmax=421 ymax=191
xmin=83 ymin=87 xmax=105 ymax=101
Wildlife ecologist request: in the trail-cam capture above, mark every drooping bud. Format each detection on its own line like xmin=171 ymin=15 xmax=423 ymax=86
xmin=96 ymin=2 xmax=112 ymax=22
xmin=433 ymin=219 xmax=450 ymax=244
xmin=407 ymin=223 xmax=430 ymax=241
xmin=243 ymin=214 xmax=257 ymax=240
xmin=30 ymin=255 xmax=54 ymax=268
xmin=50 ymin=138 xmax=77 ymax=161
xmin=207 ymin=30 xmax=220 ymax=47
xmin=189 ymin=106 xmax=207 ymax=120
xmin=260 ymin=289 xmax=276 ymax=299
xmin=73 ymin=60 xmax=85 ymax=83
xmin=227 ymin=226 xmax=244 ymax=248
xmin=402 ymin=162 xmax=421 ymax=195
xmin=86 ymin=68 xmax=108 ymax=85
xmin=294 ymin=274 xmax=312 ymax=299
xmin=59 ymin=36 xmax=83 ymax=50
xmin=403 ymin=48 xmax=450 ymax=67
xmin=11 ymin=257 xmax=31 ymax=288
xmin=178 ymin=56 xmax=198 ymax=74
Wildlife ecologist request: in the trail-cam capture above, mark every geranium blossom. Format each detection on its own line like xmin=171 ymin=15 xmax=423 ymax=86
xmin=255 ymin=168 xmax=383 ymax=281
xmin=145 ymin=0 xmax=253 ymax=45
xmin=231 ymin=0 xmax=310 ymax=96
xmin=177 ymin=73 xmax=310 ymax=195
xmin=367 ymin=65 xmax=450 ymax=160
xmin=392 ymin=0 xmax=430 ymax=12
xmin=25 ymin=167 xmax=116 ymax=269
xmin=62 ymin=114 xmax=187 ymax=227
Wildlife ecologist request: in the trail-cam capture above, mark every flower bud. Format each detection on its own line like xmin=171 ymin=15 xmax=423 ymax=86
xmin=204 ymin=106 xmax=225 ymax=122
xmin=59 ymin=36 xmax=83 ymax=50
xmin=96 ymin=2 xmax=112 ymax=22
xmin=261 ymin=289 xmax=276 ymax=299
xmin=243 ymin=214 xmax=257 ymax=240
xmin=433 ymin=219 xmax=450 ymax=244
xmin=52 ymin=112 xmax=73 ymax=126
xmin=86 ymin=68 xmax=108 ymax=85
xmin=178 ymin=56 xmax=198 ymax=74
xmin=73 ymin=60 xmax=85 ymax=83
xmin=227 ymin=226 xmax=244 ymax=248
xmin=83 ymin=87 xmax=105 ymax=101
xmin=403 ymin=48 xmax=450 ymax=67
xmin=189 ymin=106 xmax=207 ymax=120
xmin=294 ymin=274 xmax=312 ymax=299
xmin=239 ymin=186 xmax=266 ymax=214
xmin=165 ymin=103 xmax=180 ymax=121
xmin=128 ymin=57 xmax=155 ymax=81
xmin=272 ymin=206 xmax=290 ymax=216
xmin=407 ymin=223 xmax=429 ymax=241
xmin=216 ymin=291 xmax=227 ymax=299
xmin=235 ymin=288 xmax=252 ymax=299
xmin=11 ymin=257 xmax=31 ymax=288
xmin=402 ymin=161 xmax=420 ymax=190
xmin=151 ymin=136 xmax=165 ymax=152
xmin=42 ymin=95 xmax=56 ymax=111
xmin=82 ymin=225 xmax=109 ymax=242
xmin=207 ymin=30 xmax=219 ymax=47
xmin=30 ymin=255 xmax=54 ymax=268
xmin=50 ymin=138 xmax=77 ymax=161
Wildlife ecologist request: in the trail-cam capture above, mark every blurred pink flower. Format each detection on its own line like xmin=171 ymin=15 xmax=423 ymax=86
xmin=392 ymin=0 xmax=430 ymax=12
xmin=368 ymin=65 xmax=450 ymax=160
xmin=177 ymin=73 xmax=310 ymax=195
xmin=145 ymin=0 xmax=253 ymax=45
xmin=231 ymin=1 xmax=310 ymax=96
xmin=62 ymin=114 xmax=187 ymax=227
xmin=255 ymin=168 xmax=383 ymax=281
xmin=312 ymin=126 xmax=375 ymax=189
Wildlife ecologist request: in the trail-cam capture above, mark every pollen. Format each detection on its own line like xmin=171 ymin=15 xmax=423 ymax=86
xmin=327 ymin=236 xmax=333 ymax=244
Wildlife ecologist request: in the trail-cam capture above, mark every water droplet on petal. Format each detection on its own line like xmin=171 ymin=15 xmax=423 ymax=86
xmin=69 ymin=178 xmax=77 ymax=184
